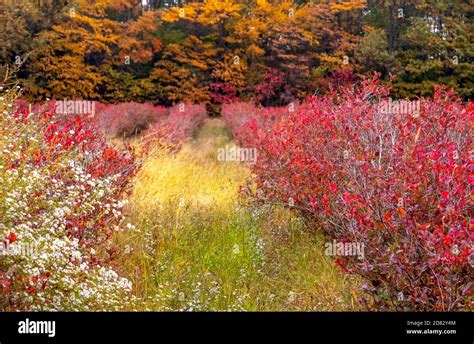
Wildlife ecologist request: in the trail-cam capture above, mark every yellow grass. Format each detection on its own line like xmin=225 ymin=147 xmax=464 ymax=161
xmin=115 ymin=118 xmax=361 ymax=311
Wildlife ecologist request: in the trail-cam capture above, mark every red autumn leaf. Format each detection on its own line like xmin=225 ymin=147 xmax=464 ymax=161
xmin=443 ymin=236 xmax=453 ymax=245
xmin=8 ymin=232 xmax=17 ymax=244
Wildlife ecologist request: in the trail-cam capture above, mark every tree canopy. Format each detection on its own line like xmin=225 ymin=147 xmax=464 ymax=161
xmin=1 ymin=0 xmax=472 ymax=109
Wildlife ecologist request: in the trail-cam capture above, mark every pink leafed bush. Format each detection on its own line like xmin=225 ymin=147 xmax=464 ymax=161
xmin=246 ymin=76 xmax=473 ymax=311
xmin=143 ymin=103 xmax=207 ymax=151
xmin=95 ymin=102 xmax=169 ymax=138
xmin=221 ymin=102 xmax=294 ymax=147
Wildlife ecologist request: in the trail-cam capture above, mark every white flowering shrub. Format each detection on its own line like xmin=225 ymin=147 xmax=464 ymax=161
xmin=0 ymin=88 xmax=138 ymax=311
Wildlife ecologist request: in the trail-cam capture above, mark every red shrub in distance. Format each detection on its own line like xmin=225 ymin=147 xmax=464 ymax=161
xmin=96 ymin=102 xmax=168 ymax=138
xmin=221 ymin=102 xmax=294 ymax=147
xmin=143 ymin=103 xmax=207 ymax=151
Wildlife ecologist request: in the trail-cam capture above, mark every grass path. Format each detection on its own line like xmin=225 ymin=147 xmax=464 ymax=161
xmin=116 ymin=118 xmax=361 ymax=311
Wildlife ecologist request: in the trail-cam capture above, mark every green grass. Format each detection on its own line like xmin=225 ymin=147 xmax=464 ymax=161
xmin=114 ymin=118 xmax=361 ymax=311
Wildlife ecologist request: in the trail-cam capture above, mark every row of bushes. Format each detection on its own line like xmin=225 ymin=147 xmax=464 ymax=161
xmin=221 ymin=102 xmax=294 ymax=147
xmin=95 ymin=102 xmax=168 ymax=138
xmin=94 ymin=102 xmax=207 ymax=151
xmin=238 ymin=77 xmax=473 ymax=311
xmin=145 ymin=104 xmax=207 ymax=150
xmin=16 ymin=100 xmax=208 ymax=142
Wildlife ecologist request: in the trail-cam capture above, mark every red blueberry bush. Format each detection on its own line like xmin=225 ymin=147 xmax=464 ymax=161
xmin=221 ymin=102 xmax=295 ymax=147
xmin=95 ymin=102 xmax=169 ymax=138
xmin=95 ymin=102 xmax=206 ymax=153
xmin=144 ymin=103 xmax=207 ymax=151
xmin=0 ymin=88 xmax=138 ymax=311
xmin=247 ymin=76 xmax=473 ymax=311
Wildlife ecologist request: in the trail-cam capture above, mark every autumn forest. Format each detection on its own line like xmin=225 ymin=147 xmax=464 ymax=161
xmin=2 ymin=0 xmax=472 ymax=110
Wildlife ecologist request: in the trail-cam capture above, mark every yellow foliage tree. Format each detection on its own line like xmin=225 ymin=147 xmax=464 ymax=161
xmin=27 ymin=0 xmax=119 ymax=99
